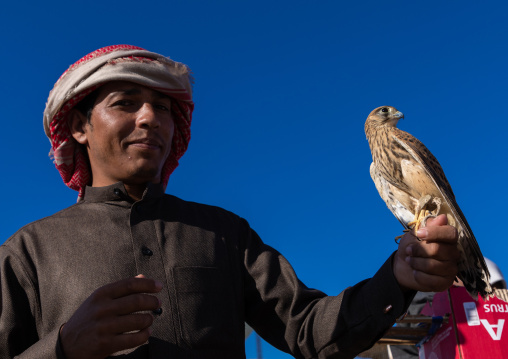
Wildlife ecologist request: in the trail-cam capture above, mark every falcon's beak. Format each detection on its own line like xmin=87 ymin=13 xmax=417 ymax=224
xmin=394 ymin=111 xmax=404 ymax=119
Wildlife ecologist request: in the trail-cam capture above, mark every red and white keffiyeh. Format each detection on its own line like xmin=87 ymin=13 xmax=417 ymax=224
xmin=43 ymin=45 xmax=194 ymax=198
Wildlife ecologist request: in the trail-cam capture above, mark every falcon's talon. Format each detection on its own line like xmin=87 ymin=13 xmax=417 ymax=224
xmin=408 ymin=205 xmax=433 ymax=236
xmin=394 ymin=229 xmax=410 ymax=244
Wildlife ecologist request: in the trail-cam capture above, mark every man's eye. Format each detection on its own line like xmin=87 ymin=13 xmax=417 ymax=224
xmin=155 ymin=104 xmax=171 ymax=111
xmin=114 ymin=100 xmax=133 ymax=106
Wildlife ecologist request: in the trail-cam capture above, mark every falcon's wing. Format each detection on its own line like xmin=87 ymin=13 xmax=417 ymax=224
xmin=391 ymin=129 xmax=488 ymax=274
xmin=392 ymin=129 xmax=456 ymax=201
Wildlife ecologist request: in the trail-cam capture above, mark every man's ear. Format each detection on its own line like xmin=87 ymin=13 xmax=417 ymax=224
xmin=68 ymin=109 xmax=89 ymax=145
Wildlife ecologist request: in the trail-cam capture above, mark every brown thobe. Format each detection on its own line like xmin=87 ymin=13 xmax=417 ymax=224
xmin=0 ymin=182 xmax=412 ymax=358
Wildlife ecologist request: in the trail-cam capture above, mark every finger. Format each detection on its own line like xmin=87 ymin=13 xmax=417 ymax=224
xmin=110 ymin=293 xmax=161 ymax=316
xmin=425 ymin=214 xmax=448 ymax=227
xmin=412 ymin=269 xmax=457 ymax=292
xmin=403 ymin=229 xmax=460 ymax=261
xmin=107 ymin=327 xmax=152 ymax=356
xmin=407 ymin=241 xmax=460 ymax=262
xmin=416 ymin=225 xmax=458 ymax=244
xmin=95 ymin=277 xmax=163 ymax=300
xmin=406 ymin=255 xmax=458 ymax=277
xmin=107 ymin=313 xmax=154 ymax=335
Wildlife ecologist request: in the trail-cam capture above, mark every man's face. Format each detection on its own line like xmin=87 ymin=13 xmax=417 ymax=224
xmin=73 ymin=81 xmax=175 ymax=187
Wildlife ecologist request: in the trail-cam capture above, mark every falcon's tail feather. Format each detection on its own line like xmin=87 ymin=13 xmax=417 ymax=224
xmin=457 ymin=240 xmax=494 ymax=301
xmin=460 ymin=266 xmax=494 ymax=301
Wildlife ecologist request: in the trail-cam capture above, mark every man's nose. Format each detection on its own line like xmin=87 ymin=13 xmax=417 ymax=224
xmin=136 ymin=103 xmax=160 ymax=128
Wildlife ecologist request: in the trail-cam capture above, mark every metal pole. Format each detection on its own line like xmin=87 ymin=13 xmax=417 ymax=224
xmin=256 ymin=333 xmax=263 ymax=359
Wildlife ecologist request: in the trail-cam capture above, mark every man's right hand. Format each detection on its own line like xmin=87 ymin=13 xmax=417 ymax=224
xmin=59 ymin=275 xmax=162 ymax=359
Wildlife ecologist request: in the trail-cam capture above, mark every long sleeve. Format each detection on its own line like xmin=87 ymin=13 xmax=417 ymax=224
xmin=0 ymin=244 xmax=64 ymax=358
xmin=241 ymin=221 xmax=413 ymax=359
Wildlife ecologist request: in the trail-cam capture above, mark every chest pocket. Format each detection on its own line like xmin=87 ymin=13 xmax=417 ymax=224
xmin=173 ymin=266 xmax=237 ymax=349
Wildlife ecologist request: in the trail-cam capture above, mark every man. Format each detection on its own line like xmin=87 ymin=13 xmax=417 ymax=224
xmin=0 ymin=45 xmax=460 ymax=359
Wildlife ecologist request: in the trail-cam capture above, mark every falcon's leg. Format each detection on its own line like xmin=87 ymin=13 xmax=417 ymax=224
xmin=420 ymin=197 xmax=442 ymax=228
xmin=408 ymin=195 xmax=442 ymax=236
xmin=412 ymin=210 xmax=430 ymax=233
xmin=407 ymin=195 xmax=432 ymax=232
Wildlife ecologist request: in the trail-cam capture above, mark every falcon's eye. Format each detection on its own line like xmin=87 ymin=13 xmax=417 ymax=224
xmin=381 ymin=108 xmax=388 ymax=113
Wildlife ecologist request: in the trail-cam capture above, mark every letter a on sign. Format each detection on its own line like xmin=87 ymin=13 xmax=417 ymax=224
xmin=480 ymin=319 xmax=505 ymax=340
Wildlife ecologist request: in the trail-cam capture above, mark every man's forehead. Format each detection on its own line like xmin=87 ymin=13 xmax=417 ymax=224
xmin=97 ymin=81 xmax=171 ymax=100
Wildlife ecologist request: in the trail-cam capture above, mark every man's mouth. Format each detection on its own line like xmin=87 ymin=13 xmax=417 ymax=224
xmin=128 ymin=138 xmax=163 ymax=150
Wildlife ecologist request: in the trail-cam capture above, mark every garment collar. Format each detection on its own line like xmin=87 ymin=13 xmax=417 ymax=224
xmin=82 ymin=182 xmax=165 ymax=204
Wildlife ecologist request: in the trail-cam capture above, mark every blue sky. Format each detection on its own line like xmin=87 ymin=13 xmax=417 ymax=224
xmin=1 ymin=1 xmax=508 ymax=358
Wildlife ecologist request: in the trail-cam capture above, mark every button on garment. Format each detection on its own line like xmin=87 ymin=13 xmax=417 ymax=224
xmin=141 ymin=246 xmax=153 ymax=256
xmin=129 ymin=197 xmax=177 ymax=351
xmin=153 ymin=307 xmax=163 ymax=315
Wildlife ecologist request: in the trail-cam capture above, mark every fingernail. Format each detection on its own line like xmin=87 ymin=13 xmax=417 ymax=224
xmin=416 ymin=228 xmax=428 ymax=239
xmin=154 ymin=280 xmax=163 ymax=290
xmin=405 ymin=256 xmax=411 ymax=264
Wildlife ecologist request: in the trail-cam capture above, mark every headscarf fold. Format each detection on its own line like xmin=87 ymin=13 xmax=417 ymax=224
xmin=43 ymin=45 xmax=194 ymax=197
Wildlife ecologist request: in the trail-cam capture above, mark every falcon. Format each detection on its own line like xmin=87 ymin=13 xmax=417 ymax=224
xmin=364 ymin=106 xmax=491 ymax=300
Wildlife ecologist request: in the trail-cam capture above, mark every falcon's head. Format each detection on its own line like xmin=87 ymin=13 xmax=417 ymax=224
xmin=366 ymin=106 xmax=404 ymax=128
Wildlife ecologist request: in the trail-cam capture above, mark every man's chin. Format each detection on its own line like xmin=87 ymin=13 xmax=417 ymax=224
xmin=122 ymin=168 xmax=162 ymax=186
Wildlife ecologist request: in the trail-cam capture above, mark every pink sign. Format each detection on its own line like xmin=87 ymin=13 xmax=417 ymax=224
xmin=420 ymin=286 xmax=508 ymax=358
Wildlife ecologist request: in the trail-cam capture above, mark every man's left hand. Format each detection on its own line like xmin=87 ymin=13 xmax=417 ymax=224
xmin=394 ymin=214 xmax=461 ymax=293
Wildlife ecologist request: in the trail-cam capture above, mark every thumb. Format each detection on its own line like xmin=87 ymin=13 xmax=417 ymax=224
xmin=426 ymin=213 xmax=448 ymax=227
